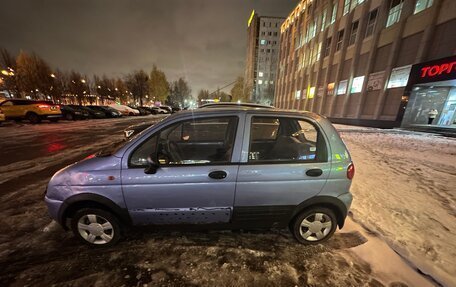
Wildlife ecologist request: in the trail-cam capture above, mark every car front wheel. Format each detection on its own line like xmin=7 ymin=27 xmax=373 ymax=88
xmin=291 ymin=207 xmax=337 ymax=244
xmin=71 ymin=208 xmax=121 ymax=247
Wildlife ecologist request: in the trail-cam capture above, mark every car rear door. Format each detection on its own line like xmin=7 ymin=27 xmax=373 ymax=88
xmin=233 ymin=114 xmax=331 ymax=226
xmin=121 ymin=114 xmax=244 ymax=225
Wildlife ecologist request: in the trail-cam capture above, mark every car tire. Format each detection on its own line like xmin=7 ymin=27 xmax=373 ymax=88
xmin=291 ymin=207 xmax=337 ymax=244
xmin=129 ymin=112 xmax=134 ymax=116
xmin=71 ymin=208 xmax=122 ymax=247
xmin=50 ymin=118 xmax=59 ymax=123
xmin=65 ymin=113 xmax=74 ymax=121
xmin=26 ymin=112 xmax=41 ymax=124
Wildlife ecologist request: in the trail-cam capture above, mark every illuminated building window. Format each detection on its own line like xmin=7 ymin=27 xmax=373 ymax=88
xmin=351 ymin=76 xmax=365 ymax=93
xmin=258 ymin=80 xmax=263 ymax=85
xmin=343 ymin=0 xmax=350 ymax=15
xmin=337 ymin=80 xmax=348 ymax=95
xmin=258 ymin=72 xmax=264 ymax=77
xmin=331 ymin=4 xmax=337 ymax=24
xmin=386 ymin=0 xmax=404 ymax=27
xmin=321 ymin=9 xmax=327 ymax=32
xmin=260 ymin=39 xmax=267 ymax=45
xmin=414 ymin=0 xmax=433 ymax=14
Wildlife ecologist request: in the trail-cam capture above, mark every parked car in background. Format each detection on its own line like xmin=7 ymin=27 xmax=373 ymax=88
xmin=0 ymin=107 xmax=5 ymax=125
xmin=130 ymin=106 xmax=151 ymax=116
xmin=150 ymin=106 xmax=169 ymax=114
xmin=88 ymin=106 xmax=122 ymax=118
xmin=109 ymin=103 xmax=140 ymax=116
xmin=61 ymin=105 xmax=90 ymax=121
xmin=81 ymin=106 xmax=107 ymax=119
xmin=0 ymin=99 xmax=62 ymax=123
xmin=45 ymin=106 xmax=354 ymax=246
xmin=171 ymin=106 xmax=181 ymax=113
xmin=159 ymin=105 xmax=173 ymax=114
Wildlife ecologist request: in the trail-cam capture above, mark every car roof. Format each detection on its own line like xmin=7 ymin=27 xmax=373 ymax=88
xmin=171 ymin=106 xmax=322 ymax=121
xmin=200 ymin=102 xmax=274 ymax=109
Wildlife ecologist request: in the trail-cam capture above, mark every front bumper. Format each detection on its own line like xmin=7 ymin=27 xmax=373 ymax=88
xmin=45 ymin=195 xmax=64 ymax=224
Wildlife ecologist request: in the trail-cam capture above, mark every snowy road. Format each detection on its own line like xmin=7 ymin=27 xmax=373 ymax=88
xmin=0 ymin=118 xmax=449 ymax=286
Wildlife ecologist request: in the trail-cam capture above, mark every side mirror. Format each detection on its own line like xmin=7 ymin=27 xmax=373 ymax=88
xmin=144 ymin=155 xmax=159 ymax=174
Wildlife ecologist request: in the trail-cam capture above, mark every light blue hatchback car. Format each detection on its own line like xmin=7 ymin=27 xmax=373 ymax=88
xmin=45 ymin=107 xmax=354 ymax=246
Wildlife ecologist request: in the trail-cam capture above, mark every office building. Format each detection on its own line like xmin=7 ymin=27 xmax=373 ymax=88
xmin=245 ymin=10 xmax=284 ymax=105
xmin=275 ymin=0 xmax=456 ymax=128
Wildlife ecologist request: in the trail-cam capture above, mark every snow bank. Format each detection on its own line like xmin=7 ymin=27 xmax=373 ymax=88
xmin=335 ymin=124 xmax=456 ymax=286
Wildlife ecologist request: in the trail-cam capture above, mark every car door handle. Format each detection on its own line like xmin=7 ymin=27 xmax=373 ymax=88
xmin=208 ymin=171 xmax=227 ymax=180
xmin=306 ymin=168 xmax=323 ymax=177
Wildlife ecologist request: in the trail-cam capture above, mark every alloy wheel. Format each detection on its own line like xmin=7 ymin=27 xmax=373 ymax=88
xmin=299 ymin=212 xmax=332 ymax=241
xmin=77 ymin=214 xmax=114 ymax=244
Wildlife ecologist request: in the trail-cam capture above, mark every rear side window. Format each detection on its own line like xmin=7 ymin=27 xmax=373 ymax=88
xmin=248 ymin=117 xmax=327 ymax=162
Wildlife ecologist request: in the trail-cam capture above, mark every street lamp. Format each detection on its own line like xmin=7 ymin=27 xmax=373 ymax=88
xmin=50 ymin=73 xmax=56 ymax=78
xmin=81 ymin=79 xmax=86 ymax=83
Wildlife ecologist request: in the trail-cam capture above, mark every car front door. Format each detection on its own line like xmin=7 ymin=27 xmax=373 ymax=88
xmin=121 ymin=115 xmax=243 ymax=225
xmin=233 ymin=115 xmax=331 ymax=226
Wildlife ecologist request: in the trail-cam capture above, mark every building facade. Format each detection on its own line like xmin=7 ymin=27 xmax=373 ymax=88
xmin=275 ymin=0 xmax=456 ymax=128
xmin=245 ymin=11 xmax=284 ymax=106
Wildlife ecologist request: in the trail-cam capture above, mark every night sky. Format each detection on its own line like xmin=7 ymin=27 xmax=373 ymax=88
xmin=1 ymin=0 xmax=297 ymax=95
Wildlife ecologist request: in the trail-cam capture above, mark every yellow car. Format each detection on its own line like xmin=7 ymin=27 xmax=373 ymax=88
xmin=0 ymin=107 xmax=5 ymax=125
xmin=0 ymin=99 xmax=62 ymax=124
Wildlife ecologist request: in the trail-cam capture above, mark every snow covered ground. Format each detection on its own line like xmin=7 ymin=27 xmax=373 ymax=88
xmin=336 ymin=125 xmax=456 ymax=286
xmin=0 ymin=118 xmax=453 ymax=286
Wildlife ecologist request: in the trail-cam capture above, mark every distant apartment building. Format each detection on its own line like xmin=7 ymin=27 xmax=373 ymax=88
xmin=244 ymin=11 xmax=284 ymax=105
xmin=275 ymin=0 xmax=456 ymax=128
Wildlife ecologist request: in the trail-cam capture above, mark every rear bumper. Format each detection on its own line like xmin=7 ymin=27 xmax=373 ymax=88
xmin=41 ymin=114 xmax=63 ymax=119
xmin=337 ymin=192 xmax=353 ymax=211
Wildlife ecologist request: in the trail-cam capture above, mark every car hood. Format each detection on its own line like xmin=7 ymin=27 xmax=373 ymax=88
xmin=48 ymin=155 xmax=121 ymax=188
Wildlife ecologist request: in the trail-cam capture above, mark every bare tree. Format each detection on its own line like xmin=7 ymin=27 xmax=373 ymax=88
xmin=125 ymin=70 xmax=149 ymax=106
xmin=0 ymin=48 xmax=19 ymax=97
xmin=16 ymin=51 xmax=53 ymax=99
xmin=168 ymin=78 xmax=192 ymax=107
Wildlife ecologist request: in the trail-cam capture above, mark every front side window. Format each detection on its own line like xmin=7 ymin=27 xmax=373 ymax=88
xmin=248 ymin=117 xmax=327 ymax=162
xmin=129 ymin=117 xmax=238 ymax=167
xmin=386 ymin=0 xmax=404 ymax=27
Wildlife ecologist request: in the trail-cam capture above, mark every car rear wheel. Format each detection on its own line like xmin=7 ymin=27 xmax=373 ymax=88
xmin=71 ymin=208 xmax=121 ymax=247
xmin=26 ymin=112 xmax=41 ymax=124
xmin=291 ymin=207 xmax=337 ymax=244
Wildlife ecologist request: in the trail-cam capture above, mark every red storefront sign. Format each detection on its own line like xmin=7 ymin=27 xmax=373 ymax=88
xmin=420 ymin=61 xmax=456 ymax=78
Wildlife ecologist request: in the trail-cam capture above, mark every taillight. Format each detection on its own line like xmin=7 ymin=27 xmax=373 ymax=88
xmin=347 ymin=163 xmax=355 ymax=180
xmin=38 ymin=104 xmax=50 ymax=109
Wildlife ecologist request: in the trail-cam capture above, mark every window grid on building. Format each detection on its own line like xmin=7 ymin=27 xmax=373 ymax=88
xmin=365 ymin=9 xmax=378 ymax=38
xmin=386 ymin=0 xmax=404 ymax=27
xmin=349 ymin=20 xmax=359 ymax=45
